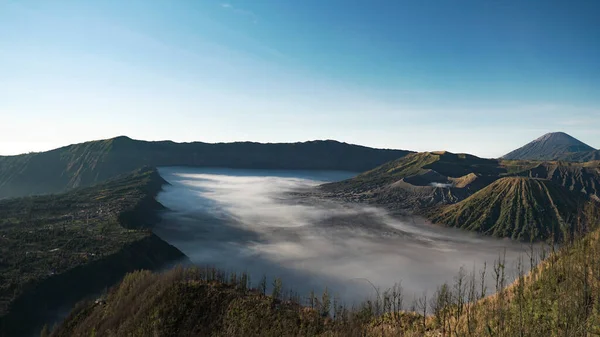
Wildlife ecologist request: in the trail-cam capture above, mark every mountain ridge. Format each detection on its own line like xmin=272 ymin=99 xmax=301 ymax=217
xmin=320 ymin=151 xmax=507 ymax=210
xmin=0 ymin=136 xmax=412 ymax=199
xmin=320 ymin=150 xmax=600 ymax=240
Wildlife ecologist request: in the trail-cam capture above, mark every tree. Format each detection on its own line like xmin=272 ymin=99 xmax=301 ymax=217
xmin=259 ymin=274 xmax=267 ymax=295
xmin=431 ymin=283 xmax=450 ymax=336
xmin=418 ymin=292 xmax=428 ymax=332
xmin=40 ymin=324 xmax=50 ymax=337
xmin=272 ymin=277 xmax=282 ymax=301
xmin=321 ymin=287 xmax=331 ymax=317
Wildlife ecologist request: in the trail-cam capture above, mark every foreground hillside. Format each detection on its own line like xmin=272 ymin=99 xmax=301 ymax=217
xmin=428 ymin=177 xmax=587 ymax=241
xmin=0 ymin=168 xmax=185 ymax=337
xmin=53 ymin=213 xmax=600 ymax=336
xmin=51 ymin=266 xmax=428 ymax=337
xmin=52 ymin=268 xmax=338 ymax=337
xmin=0 ymin=136 xmax=411 ymax=199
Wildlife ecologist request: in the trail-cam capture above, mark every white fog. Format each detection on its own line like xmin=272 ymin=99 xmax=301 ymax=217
xmin=155 ymin=167 xmax=535 ymax=306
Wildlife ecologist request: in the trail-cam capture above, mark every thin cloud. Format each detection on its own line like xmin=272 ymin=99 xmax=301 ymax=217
xmin=220 ymin=3 xmax=258 ymax=23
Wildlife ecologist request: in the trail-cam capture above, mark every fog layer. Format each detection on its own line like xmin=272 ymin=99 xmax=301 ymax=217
xmin=155 ymin=167 xmax=532 ymax=305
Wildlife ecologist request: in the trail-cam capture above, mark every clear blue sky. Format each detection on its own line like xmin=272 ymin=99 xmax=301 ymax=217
xmin=1 ymin=0 xmax=599 ymax=157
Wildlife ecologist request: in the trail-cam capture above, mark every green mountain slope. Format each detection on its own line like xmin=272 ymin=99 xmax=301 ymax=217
xmin=427 ymin=177 xmax=586 ymax=241
xmin=0 ymin=136 xmax=411 ymax=199
xmin=0 ymin=168 xmax=185 ymax=337
xmin=320 ymin=151 xmax=505 ymax=210
xmin=320 ymin=150 xmax=600 ymax=214
xmin=502 ymin=132 xmax=596 ymax=161
xmin=322 ymin=151 xmax=503 ymax=193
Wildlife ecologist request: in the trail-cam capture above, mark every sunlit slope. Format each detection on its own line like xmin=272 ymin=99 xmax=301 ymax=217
xmin=52 ymin=268 xmax=335 ymax=337
xmin=321 ymin=151 xmax=504 ymax=209
xmin=323 ymin=151 xmax=503 ymax=192
xmin=428 ymin=177 xmax=586 ymax=241
xmin=322 ymin=150 xmax=600 ymax=214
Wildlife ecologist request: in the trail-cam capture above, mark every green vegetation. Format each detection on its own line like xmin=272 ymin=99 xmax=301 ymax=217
xmin=0 ymin=136 xmax=411 ymax=199
xmin=419 ymin=208 xmax=600 ymax=337
xmin=52 ymin=267 xmax=330 ymax=337
xmin=321 ymin=150 xmax=600 ymax=241
xmin=52 ymin=210 xmax=600 ymax=336
xmin=51 ymin=265 xmax=426 ymax=337
xmin=427 ymin=177 xmax=589 ymax=241
xmin=3 ymin=133 xmax=600 ymax=335
xmin=0 ymin=168 xmax=184 ymax=337
xmin=322 ymin=151 xmax=503 ymax=194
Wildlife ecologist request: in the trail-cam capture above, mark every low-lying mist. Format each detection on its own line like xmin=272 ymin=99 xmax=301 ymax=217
xmin=155 ymin=167 xmax=534 ymax=306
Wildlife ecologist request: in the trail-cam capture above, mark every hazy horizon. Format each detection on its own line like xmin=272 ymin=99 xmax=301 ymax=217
xmin=0 ymin=131 xmax=597 ymax=159
xmin=2 ymin=1 xmax=599 ymax=157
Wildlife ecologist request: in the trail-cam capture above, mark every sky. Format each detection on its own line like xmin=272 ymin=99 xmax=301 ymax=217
xmin=1 ymin=0 xmax=599 ymax=158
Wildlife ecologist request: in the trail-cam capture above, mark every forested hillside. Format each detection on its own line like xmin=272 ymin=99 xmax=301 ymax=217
xmin=0 ymin=168 xmax=185 ymax=337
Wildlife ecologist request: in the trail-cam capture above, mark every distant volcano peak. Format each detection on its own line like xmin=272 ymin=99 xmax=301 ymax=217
xmin=535 ymin=132 xmax=585 ymax=144
xmin=502 ymin=132 xmax=595 ymax=161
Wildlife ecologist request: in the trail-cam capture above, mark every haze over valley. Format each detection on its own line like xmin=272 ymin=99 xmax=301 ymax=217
xmin=2 ymin=1 xmax=599 ymax=334
xmin=155 ymin=167 xmax=531 ymax=303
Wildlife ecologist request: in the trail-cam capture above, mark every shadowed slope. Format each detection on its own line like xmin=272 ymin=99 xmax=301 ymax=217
xmin=0 ymin=168 xmax=185 ymax=337
xmin=0 ymin=136 xmax=411 ymax=199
